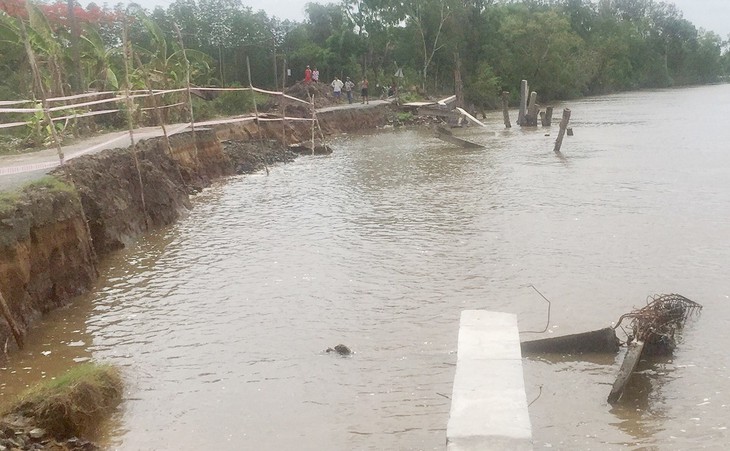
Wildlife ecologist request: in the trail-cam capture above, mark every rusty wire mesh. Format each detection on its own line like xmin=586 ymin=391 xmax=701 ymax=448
xmin=613 ymin=294 xmax=702 ymax=352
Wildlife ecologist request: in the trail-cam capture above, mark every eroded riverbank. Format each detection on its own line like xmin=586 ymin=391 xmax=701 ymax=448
xmin=0 ymin=105 xmax=392 ymax=355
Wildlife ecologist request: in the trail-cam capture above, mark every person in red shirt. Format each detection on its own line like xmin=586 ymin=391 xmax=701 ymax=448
xmin=304 ymin=65 xmax=312 ymax=83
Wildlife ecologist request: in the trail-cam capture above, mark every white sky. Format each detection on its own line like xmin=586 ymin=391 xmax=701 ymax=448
xmin=126 ymin=0 xmax=730 ymax=39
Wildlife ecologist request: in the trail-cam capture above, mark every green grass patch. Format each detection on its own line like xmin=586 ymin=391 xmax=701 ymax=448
xmin=397 ymin=112 xmax=414 ymax=122
xmin=1 ymin=363 xmax=123 ymax=438
xmin=25 ymin=175 xmax=76 ymax=194
xmin=0 ymin=191 xmax=21 ymax=215
xmin=0 ymin=175 xmax=77 ymax=216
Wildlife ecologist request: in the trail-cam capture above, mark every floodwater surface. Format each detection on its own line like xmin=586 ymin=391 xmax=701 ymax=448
xmin=2 ymin=84 xmax=730 ymax=450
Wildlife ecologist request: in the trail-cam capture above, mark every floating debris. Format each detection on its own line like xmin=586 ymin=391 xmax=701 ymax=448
xmin=326 ymin=344 xmax=352 ymax=356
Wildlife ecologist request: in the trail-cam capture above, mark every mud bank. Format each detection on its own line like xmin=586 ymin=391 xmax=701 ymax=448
xmin=0 ymin=105 xmax=391 ymax=353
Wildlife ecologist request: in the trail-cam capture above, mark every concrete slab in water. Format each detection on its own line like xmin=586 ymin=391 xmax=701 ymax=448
xmin=446 ymin=310 xmax=533 ymax=451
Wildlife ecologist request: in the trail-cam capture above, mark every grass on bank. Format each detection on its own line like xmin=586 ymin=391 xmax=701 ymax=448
xmin=1 ymin=363 xmax=123 ymax=438
xmin=0 ymin=175 xmax=77 ymax=215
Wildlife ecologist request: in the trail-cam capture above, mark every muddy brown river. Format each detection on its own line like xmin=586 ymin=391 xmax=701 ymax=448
xmin=2 ymin=84 xmax=730 ymax=450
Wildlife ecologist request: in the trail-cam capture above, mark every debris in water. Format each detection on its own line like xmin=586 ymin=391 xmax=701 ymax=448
xmin=607 ymin=293 xmax=702 ymax=403
xmin=521 ymin=327 xmax=620 ymax=354
xmin=326 ymin=344 xmax=352 ymax=356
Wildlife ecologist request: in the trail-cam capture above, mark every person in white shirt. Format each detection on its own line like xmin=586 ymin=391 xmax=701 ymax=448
xmin=344 ymin=77 xmax=355 ymax=104
xmin=331 ymin=77 xmax=344 ymax=101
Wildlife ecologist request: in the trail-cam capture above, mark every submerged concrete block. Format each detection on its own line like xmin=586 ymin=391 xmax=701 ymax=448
xmin=446 ymin=310 xmax=533 ymax=451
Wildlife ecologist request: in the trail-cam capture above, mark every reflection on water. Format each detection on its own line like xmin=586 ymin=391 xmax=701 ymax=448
xmin=2 ymin=84 xmax=730 ymax=450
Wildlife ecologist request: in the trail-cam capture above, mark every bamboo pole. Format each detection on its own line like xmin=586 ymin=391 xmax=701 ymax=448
xmin=281 ymin=59 xmax=287 ymax=144
xmin=135 ymin=54 xmax=172 ymax=155
xmin=310 ymin=94 xmax=316 ymax=155
xmin=247 ymin=57 xmax=269 ymax=175
xmin=246 ymin=56 xmax=262 ymax=141
xmin=22 ymin=3 xmax=98 ymax=279
xmin=0 ymin=289 xmax=24 ymax=350
xmin=173 ymin=22 xmax=198 ymax=162
xmin=123 ymin=14 xmax=149 ymax=231
xmin=134 ymin=53 xmax=189 ymax=188
xmin=501 ymin=91 xmax=511 ymax=129
xmin=19 ymin=15 xmax=64 ymax=166
xmin=553 ymin=108 xmax=572 ymax=154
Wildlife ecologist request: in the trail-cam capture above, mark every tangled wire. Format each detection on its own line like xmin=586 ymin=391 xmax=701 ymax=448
xmin=613 ymin=294 xmax=702 ymax=354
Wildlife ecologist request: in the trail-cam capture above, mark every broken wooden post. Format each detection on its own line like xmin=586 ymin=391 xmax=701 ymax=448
xmin=501 ymin=91 xmax=511 ymax=128
xmin=553 ymin=108 xmax=571 ymax=153
xmin=608 ymin=294 xmax=702 ymax=404
xmin=518 ymin=80 xmax=528 ymax=126
xmin=525 ymin=91 xmax=539 ymax=126
xmin=0 ymin=289 xmax=24 ymax=350
xmin=544 ymin=106 xmax=553 ymax=126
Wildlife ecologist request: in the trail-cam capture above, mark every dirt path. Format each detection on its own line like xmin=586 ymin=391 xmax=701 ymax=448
xmin=0 ymin=100 xmax=391 ymax=191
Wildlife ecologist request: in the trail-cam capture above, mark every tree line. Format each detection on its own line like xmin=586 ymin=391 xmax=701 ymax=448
xmin=1 ymin=0 xmax=729 ymax=119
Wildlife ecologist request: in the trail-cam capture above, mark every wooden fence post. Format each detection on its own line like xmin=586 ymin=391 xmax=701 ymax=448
xmin=501 ymin=91 xmax=511 ymax=129
xmin=542 ymin=106 xmax=553 ymax=126
xmin=553 ymin=108 xmax=572 ymax=153
xmin=526 ymin=91 xmax=538 ymax=126
xmin=518 ymin=79 xmax=528 ymax=126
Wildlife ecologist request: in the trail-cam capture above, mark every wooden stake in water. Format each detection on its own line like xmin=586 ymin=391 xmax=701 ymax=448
xmin=518 ymin=79 xmax=528 ymax=126
xmin=543 ymin=106 xmax=553 ymax=127
xmin=526 ymin=91 xmax=539 ymax=126
xmin=501 ymin=91 xmax=511 ymax=129
xmin=553 ymin=108 xmax=572 ymax=154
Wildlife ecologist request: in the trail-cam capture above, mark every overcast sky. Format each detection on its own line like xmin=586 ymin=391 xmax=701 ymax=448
xmin=128 ymin=0 xmax=730 ymax=39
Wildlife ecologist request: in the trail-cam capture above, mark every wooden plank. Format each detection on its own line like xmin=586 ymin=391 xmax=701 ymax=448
xmin=437 ymin=94 xmax=457 ymax=106
xmin=434 ymin=126 xmax=484 ymax=148
xmin=417 ymin=106 xmax=462 ymax=119
xmin=455 ymin=107 xmax=487 ymax=127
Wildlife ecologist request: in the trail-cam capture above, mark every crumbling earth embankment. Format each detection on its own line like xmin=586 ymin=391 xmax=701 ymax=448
xmin=0 ymin=105 xmax=392 ymax=356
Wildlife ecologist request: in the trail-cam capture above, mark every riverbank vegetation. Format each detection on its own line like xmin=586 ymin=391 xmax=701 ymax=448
xmin=1 ymin=0 xmax=729 ymax=147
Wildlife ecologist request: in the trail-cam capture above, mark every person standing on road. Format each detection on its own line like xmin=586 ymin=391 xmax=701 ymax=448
xmin=312 ymin=67 xmax=320 ymax=83
xmin=331 ymin=76 xmax=344 ymax=101
xmin=344 ymin=77 xmax=355 ymax=104
xmin=360 ymin=78 xmax=369 ymax=104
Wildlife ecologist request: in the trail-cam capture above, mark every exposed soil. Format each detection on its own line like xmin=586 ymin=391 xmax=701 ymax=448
xmin=0 ymin=104 xmax=393 ymax=356
xmin=0 ymin=103 xmax=397 ymax=449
